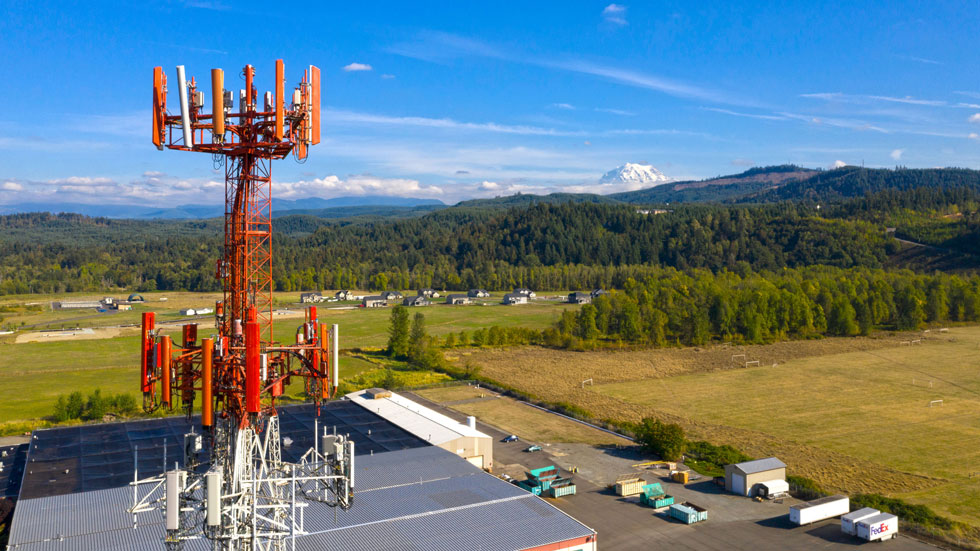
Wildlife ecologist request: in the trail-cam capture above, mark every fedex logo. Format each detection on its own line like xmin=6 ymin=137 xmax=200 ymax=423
xmin=871 ymin=522 xmax=890 ymax=535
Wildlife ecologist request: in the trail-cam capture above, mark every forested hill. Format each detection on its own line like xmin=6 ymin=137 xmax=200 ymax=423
xmin=0 ymin=202 xmax=896 ymax=295
xmin=4 ymin=167 xmax=980 ymax=295
xmin=744 ymin=167 xmax=980 ymax=204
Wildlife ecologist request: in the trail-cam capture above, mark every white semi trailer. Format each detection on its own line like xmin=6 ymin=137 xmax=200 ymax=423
xmin=841 ymin=507 xmax=879 ymax=535
xmin=857 ymin=513 xmax=899 ymax=542
xmin=789 ymin=495 xmax=850 ymax=525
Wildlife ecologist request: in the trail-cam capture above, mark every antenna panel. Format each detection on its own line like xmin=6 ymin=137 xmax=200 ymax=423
xmin=274 ymin=59 xmax=284 ymax=141
xmin=176 ymin=65 xmax=193 ymax=146
xmin=211 ymin=68 xmax=225 ymax=139
xmin=310 ymin=65 xmax=320 ymax=145
xmin=152 ymin=67 xmax=166 ymax=149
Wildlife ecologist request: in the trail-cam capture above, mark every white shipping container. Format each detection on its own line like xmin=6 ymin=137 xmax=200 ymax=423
xmin=841 ymin=507 xmax=879 ymax=535
xmin=857 ymin=513 xmax=898 ymax=541
xmin=789 ymin=495 xmax=850 ymax=525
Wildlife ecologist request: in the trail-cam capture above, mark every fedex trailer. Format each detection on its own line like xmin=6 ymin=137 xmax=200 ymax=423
xmin=841 ymin=507 xmax=880 ymax=536
xmin=789 ymin=495 xmax=849 ymax=525
xmin=857 ymin=513 xmax=899 ymax=542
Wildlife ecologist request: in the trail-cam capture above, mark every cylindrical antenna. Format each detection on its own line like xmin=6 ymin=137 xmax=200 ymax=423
xmin=175 ymin=66 xmax=192 ymax=146
xmin=332 ymin=324 xmax=339 ymax=392
xmin=211 ymin=68 xmax=225 ymax=139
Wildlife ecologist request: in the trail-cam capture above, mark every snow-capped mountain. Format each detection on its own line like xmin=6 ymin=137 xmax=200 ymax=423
xmin=599 ymin=163 xmax=670 ymax=188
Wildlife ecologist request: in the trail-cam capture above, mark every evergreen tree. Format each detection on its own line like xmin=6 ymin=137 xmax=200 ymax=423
xmin=386 ymin=306 xmax=410 ymax=358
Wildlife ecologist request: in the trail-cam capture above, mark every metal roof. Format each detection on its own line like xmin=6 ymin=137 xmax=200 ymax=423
xmin=17 ymin=401 xmax=426 ymax=500
xmin=730 ymin=457 xmax=786 ymax=475
xmin=8 ymin=445 xmax=594 ymax=551
xmin=0 ymin=443 xmax=27 ymax=498
xmin=346 ymin=391 xmax=491 ymax=445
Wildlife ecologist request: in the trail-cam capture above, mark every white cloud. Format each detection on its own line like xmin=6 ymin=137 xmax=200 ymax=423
xmin=702 ymin=107 xmax=786 ymax=121
xmin=831 ymin=160 xmax=848 ymax=169
xmin=801 ymin=92 xmax=946 ymax=107
xmin=595 ymin=107 xmax=635 ymax=116
xmin=551 ymin=103 xmax=575 ymax=110
xmin=890 ymin=149 xmax=904 ymax=160
xmin=342 ymin=63 xmax=373 ymax=72
xmin=323 ymin=108 xmax=585 ymax=136
xmin=1 ymin=181 xmax=23 ymax=191
xmin=380 ymin=74 xmax=395 ymax=79
xmin=477 ymin=181 xmax=499 ymax=191
xmin=731 ymin=158 xmax=754 ymax=167
xmin=969 ymin=113 xmax=980 ymax=123
xmin=272 ymin=174 xmax=444 ymax=199
xmin=602 ymin=4 xmax=627 ymax=25
xmin=970 ymin=133 xmax=979 ymax=140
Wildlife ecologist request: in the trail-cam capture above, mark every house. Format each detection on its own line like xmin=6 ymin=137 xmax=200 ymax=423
xmin=513 ymin=288 xmax=536 ymax=298
xmin=445 ymin=294 xmax=472 ymax=305
xmin=335 ymin=290 xmax=354 ymax=301
xmin=381 ymin=291 xmax=404 ymax=301
xmin=362 ymin=296 xmax=387 ymax=308
xmin=403 ymin=296 xmax=431 ymax=307
xmin=568 ymin=292 xmax=592 ymax=304
xmin=417 ymin=288 xmax=440 ymax=298
xmin=590 ymin=288 xmax=608 ymax=299
xmin=724 ymin=457 xmax=787 ymax=497
xmin=502 ymin=293 xmax=528 ymax=305
xmin=180 ymin=308 xmax=197 ymax=316
xmin=300 ymin=292 xmax=323 ymax=303
xmin=467 ymin=289 xmax=490 ymax=298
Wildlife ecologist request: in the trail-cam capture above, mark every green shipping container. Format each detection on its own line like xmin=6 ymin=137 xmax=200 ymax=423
xmin=669 ymin=502 xmax=708 ymax=524
xmin=653 ymin=495 xmax=675 ymax=509
xmin=549 ymin=483 xmax=577 ymax=498
xmin=517 ymin=480 xmax=543 ymax=496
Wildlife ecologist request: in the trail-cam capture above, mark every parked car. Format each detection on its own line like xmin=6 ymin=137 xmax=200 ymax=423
xmin=500 ymin=474 xmax=514 ymax=482
xmin=502 ymin=435 xmax=519 ymax=443
xmin=524 ymin=445 xmax=542 ymax=453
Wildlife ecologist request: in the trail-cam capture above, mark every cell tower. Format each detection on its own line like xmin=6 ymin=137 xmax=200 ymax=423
xmin=133 ymin=62 xmax=353 ymax=551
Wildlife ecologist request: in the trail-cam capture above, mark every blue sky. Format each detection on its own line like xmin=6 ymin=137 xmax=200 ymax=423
xmin=1 ymin=0 xmax=979 ymax=205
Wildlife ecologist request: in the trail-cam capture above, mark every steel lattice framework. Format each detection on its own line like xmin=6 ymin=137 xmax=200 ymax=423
xmin=133 ymin=62 xmax=351 ymax=551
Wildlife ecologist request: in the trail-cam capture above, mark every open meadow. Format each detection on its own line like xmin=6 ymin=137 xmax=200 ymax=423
xmin=0 ymin=291 xmax=571 ymax=425
xmin=458 ymin=328 xmax=980 ymax=527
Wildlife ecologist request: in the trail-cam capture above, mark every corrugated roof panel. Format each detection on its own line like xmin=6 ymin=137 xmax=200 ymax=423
xmin=732 ymin=457 xmax=786 ymax=474
xmin=10 ymin=414 xmax=592 ymax=551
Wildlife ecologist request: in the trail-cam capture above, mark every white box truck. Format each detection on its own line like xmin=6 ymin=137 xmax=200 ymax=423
xmin=841 ymin=507 xmax=879 ymax=535
xmin=857 ymin=513 xmax=899 ymax=541
xmin=789 ymin=495 xmax=850 ymax=525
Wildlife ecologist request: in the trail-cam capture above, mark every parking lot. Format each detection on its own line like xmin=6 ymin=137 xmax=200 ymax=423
xmin=405 ymin=391 xmax=940 ymax=551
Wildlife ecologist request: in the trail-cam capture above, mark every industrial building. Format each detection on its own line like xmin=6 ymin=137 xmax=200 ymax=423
xmin=724 ymin=457 xmax=786 ymax=497
xmin=346 ymin=389 xmax=493 ymax=470
xmin=5 ymin=400 xmax=596 ymax=550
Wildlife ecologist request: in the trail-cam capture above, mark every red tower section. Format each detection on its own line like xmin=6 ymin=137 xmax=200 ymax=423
xmin=141 ymin=62 xmax=331 ymax=431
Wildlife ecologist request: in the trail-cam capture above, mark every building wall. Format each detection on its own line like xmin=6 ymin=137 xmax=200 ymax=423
xmin=436 ymin=435 xmax=493 ymax=471
xmin=725 ymin=465 xmax=786 ymax=496
xmin=522 ymin=534 xmax=597 ymax=551
xmin=745 ymin=468 xmax=786 ymax=496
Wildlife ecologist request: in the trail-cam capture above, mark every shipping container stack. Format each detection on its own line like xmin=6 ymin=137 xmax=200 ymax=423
xmin=639 ymin=482 xmax=675 ymax=509
xmin=518 ymin=465 xmax=576 ymax=498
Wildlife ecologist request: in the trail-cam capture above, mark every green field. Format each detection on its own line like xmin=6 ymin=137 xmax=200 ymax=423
xmin=0 ymin=293 xmax=570 ymax=424
xmin=594 ymin=326 xmax=980 ymax=525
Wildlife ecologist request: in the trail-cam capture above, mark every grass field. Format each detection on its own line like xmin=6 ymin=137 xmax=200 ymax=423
xmin=414 ymin=386 xmax=631 ymax=447
xmin=0 ymin=291 xmax=570 ymax=424
xmin=593 ymin=327 xmax=980 ymax=524
xmin=457 ymin=328 xmax=980 ymax=527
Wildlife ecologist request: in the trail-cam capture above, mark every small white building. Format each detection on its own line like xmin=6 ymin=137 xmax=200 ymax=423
xmin=502 ymin=293 xmax=528 ymax=305
xmin=346 ymin=389 xmax=494 ymax=470
xmin=724 ymin=457 xmax=786 ymax=497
